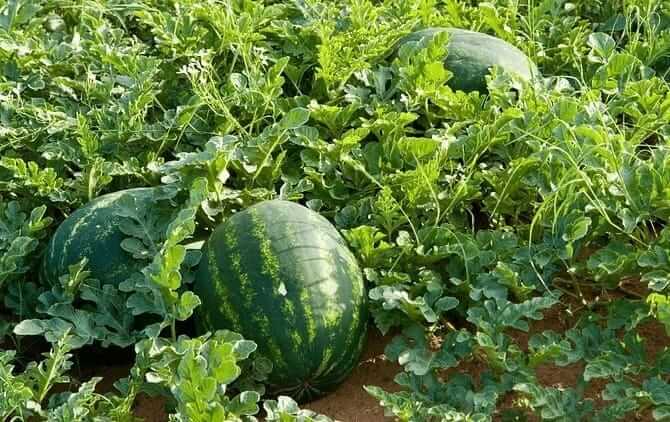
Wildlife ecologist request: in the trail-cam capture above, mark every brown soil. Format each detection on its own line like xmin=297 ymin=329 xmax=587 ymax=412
xmin=56 ymin=304 xmax=669 ymax=422
xmin=501 ymin=301 xmax=669 ymax=422
xmin=305 ymin=329 xmax=400 ymax=421
xmin=87 ymin=328 xmax=400 ymax=422
xmin=134 ymin=393 xmax=170 ymax=421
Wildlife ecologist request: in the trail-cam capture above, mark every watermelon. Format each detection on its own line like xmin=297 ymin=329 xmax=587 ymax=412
xmin=41 ymin=187 xmax=173 ymax=286
xmin=399 ymin=27 xmax=540 ymax=92
xmin=193 ymin=200 xmax=368 ymax=401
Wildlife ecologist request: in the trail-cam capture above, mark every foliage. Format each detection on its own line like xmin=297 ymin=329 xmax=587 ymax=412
xmin=1 ymin=0 xmax=669 ymax=420
xmin=0 ymin=330 xmax=330 ymax=421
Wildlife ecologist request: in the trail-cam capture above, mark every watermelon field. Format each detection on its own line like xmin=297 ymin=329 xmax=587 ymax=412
xmin=2 ymin=0 xmax=670 ymax=420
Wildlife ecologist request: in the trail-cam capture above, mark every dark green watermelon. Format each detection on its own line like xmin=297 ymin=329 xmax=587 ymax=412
xmin=193 ymin=200 xmax=368 ymax=402
xmin=41 ymin=188 xmax=173 ymax=286
xmin=398 ymin=27 xmax=540 ymax=92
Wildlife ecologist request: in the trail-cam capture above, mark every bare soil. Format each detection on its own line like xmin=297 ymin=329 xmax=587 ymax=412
xmin=86 ymin=328 xmax=400 ymax=422
xmin=76 ymin=305 xmax=667 ymax=422
xmin=305 ymin=329 xmax=400 ymax=421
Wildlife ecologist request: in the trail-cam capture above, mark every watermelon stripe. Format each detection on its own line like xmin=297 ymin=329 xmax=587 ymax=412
xmin=307 ymin=246 xmax=357 ymax=379
xmin=302 ymin=276 xmax=338 ymax=289
xmin=316 ymin=334 xmax=367 ymax=388
xmin=317 ymin=327 xmax=367 ymax=386
xmin=207 ymin=233 xmax=243 ymax=333
xmin=296 ymin=230 xmax=341 ymax=380
xmin=278 ymin=215 xmax=337 ymax=378
xmin=273 ymin=245 xmax=336 ymax=256
xmin=299 ymin=288 xmax=318 ymax=344
xmin=268 ymin=217 xmax=337 ymax=231
xmin=254 ymin=205 xmax=312 ymax=380
xmin=41 ymin=188 xmax=163 ymax=288
xmin=266 ymin=224 xmax=345 ymax=246
xmin=334 ymin=261 xmax=365 ymax=375
xmin=294 ymin=256 xmax=337 ymax=265
xmin=59 ymin=190 xmax=124 ymax=271
xmin=259 ymin=218 xmax=334 ymax=232
xmin=249 ymin=208 xmax=307 ymax=377
xmin=225 ymin=211 xmax=288 ymax=373
xmin=193 ymin=200 xmax=367 ymax=402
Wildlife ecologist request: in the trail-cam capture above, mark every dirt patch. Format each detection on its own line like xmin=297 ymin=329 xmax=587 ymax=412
xmin=638 ymin=319 xmax=670 ymax=361
xmin=495 ymin=392 xmax=539 ymax=422
xmin=34 ymin=304 xmax=669 ymax=422
xmin=305 ymin=329 xmax=400 ymax=422
xmin=510 ymin=300 xmax=577 ymax=352
xmin=77 ymin=363 xmax=169 ymax=420
xmin=83 ymin=328 xmax=398 ymax=422
xmin=135 ymin=394 xmax=169 ymax=421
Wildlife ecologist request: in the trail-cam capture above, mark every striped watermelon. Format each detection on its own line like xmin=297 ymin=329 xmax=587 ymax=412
xmin=41 ymin=188 xmax=171 ymax=286
xmin=398 ymin=27 xmax=540 ymax=93
xmin=193 ymin=200 xmax=368 ymax=401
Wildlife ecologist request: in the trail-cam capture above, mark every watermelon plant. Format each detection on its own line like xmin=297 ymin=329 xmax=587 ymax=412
xmin=1 ymin=0 xmax=669 ymax=420
xmin=194 ymin=200 xmax=368 ymax=401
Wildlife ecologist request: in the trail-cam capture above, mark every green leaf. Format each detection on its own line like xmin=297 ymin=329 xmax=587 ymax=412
xmin=563 ymin=216 xmax=591 ymax=242
xmin=228 ymin=390 xmax=260 ymax=416
xmin=648 ymin=294 xmax=670 ymax=335
xmin=176 ymin=291 xmax=201 ymax=321
xmin=14 ymin=319 xmax=46 ymax=336
xmin=280 ymin=107 xmax=310 ymax=130
xmin=642 ymin=271 xmax=670 ymax=292
xmin=587 ymin=33 xmax=617 ymax=62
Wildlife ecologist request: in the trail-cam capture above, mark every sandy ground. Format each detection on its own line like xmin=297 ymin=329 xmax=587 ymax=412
xmin=67 ymin=303 xmax=668 ymax=422
xmin=305 ymin=329 xmax=400 ymax=421
xmin=84 ymin=328 xmax=400 ymax=422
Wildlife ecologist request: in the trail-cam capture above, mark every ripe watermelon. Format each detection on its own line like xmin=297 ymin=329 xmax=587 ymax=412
xmin=193 ymin=200 xmax=368 ymax=401
xmin=41 ymin=188 xmax=173 ymax=286
xmin=399 ymin=27 xmax=540 ymax=92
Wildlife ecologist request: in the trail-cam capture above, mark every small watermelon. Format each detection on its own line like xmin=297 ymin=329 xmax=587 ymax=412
xmin=41 ymin=187 xmax=174 ymax=286
xmin=193 ymin=200 xmax=368 ymax=402
xmin=398 ymin=27 xmax=540 ymax=92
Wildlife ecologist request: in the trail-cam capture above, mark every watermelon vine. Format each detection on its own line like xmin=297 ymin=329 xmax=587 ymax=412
xmin=1 ymin=0 xmax=669 ymax=421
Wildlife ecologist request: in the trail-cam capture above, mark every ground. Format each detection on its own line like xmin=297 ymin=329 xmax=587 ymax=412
xmin=70 ymin=302 xmax=667 ymax=421
xmin=82 ymin=328 xmax=400 ymax=422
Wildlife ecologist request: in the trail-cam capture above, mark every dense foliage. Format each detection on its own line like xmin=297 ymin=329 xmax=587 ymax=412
xmin=1 ymin=0 xmax=669 ymax=420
